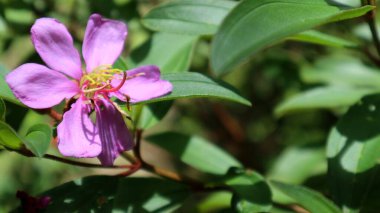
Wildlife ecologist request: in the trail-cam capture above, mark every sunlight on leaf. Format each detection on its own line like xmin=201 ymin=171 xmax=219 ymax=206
xmin=146 ymin=132 xmax=242 ymax=175
xmin=211 ymin=0 xmax=373 ymax=75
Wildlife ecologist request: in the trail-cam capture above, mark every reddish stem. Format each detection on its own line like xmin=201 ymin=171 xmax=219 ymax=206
xmin=103 ymin=71 xmax=127 ymax=93
xmin=48 ymin=109 xmax=63 ymax=122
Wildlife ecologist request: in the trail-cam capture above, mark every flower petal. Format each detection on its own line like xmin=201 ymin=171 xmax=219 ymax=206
xmin=95 ymin=99 xmax=133 ymax=166
xmin=57 ymin=98 xmax=101 ymax=158
xmin=83 ymin=14 xmax=127 ymax=72
xmin=112 ymin=65 xmax=173 ymax=103
xmin=5 ymin=63 xmax=79 ymax=109
xmin=31 ymin=18 xmax=82 ymax=79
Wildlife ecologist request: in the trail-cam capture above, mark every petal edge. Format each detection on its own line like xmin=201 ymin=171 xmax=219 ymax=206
xmin=5 ymin=63 xmax=79 ymax=109
xmin=83 ymin=14 xmax=128 ymax=72
xmin=31 ymin=18 xmax=82 ymax=79
xmin=113 ymin=65 xmax=173 ymax=103
xmin=57 ymin=98 xmax=102 ymax=158
xmin=96 ymin=99 xmax=133 ymax=166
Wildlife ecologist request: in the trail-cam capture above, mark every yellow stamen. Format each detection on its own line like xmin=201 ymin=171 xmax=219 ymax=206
xmin=80 ymin=65 xmax=126 ymax=99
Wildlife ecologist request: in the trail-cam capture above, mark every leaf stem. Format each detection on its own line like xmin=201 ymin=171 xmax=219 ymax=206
xmin=36 ymin=108 xmax=63 ymax=122
xmin=10 ymin=147 xmax=135 ymax=169
xmin=132 ymin=129 xmax=182 ymax=181
xmin=132 ymin=129 xmax=205 ymax=188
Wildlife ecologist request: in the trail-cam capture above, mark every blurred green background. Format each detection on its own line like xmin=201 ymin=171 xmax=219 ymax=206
xmin=0 ymin=0 xmax=376 ymax=211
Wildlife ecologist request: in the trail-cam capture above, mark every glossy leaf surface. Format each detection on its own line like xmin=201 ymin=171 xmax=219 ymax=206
xmin=271 ymin=181 xmax=341 ymax=213
xmin=138 ymin=72 xmax=251 ymax=106
xmin=129 ymin=32 xmax=197 ymax=73
xmin=146 ymin=132 xmax=242 ymax=175
xmin=143 ymin=0 xmax=236 ymax=35
xmin=211 ymin=0 xmax=373 ymax=75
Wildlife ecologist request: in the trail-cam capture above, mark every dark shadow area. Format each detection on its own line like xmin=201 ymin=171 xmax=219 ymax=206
xmin=13 ymin=176 xmax=190 ymax=213
xmin=88 ymin=0 xmax=138 ymax=22
xmin=5 ymin=101 xmax=28 ymax=130
xmin=328 ymin=157 xmax=380 ymax=211
xmin=230 ymin=180 xmax=272 ymax=209
xmin=337 ymin=95 xmax=380 ymax=140
xmin=328 ymin=94 xmax=380 ymax=211
xmin=145 ymin=132 xmax=242 ymax=183
xmin=225 ymin=168 xmax=272 ymax=211
xmin=130 ymin=37 xmax=153 ymax=65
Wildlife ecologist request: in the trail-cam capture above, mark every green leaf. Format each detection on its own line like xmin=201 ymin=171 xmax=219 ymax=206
xmin=0 ymin=65 xmax=21 ymax=105
xmin=146 ymin=132 xmax=242 ymax=175
xmin=211 ymin=0 xmax=373 ymax=75
xmin=136 ymin=101 xmax=173 ymax=129
xmin=0 ymin=36 xmax=35 ymax=69
xmin=0 ymin=121 xmax=23 ymax=149
xmin=275 ymin=86 xmax=377 ymax=117
xmin=0 ymin=99 xmax=5 ymax=121
xmin=113 ymin=57 xmax=128 ymax=70
xmin=271 ymin=181 xmax=341 ymax=213
xmin=38 ymin=176 xmax=190 ymax=212
xmin=195 ymin=192 xmax=232 ymax=212
xmin=301 ymin=55 xmax=380 ymax=88
xmin=142 ymin=0 xmax=237 ymax=35
xmin=225 ymin=170 xmax=272 ymax=213
xmin=327 ymin=94 xmax=380 ymax=213
xmin=128 ymin=32 xmax=198 ymax=129
xmin=23 ymin=124 xmax=52 ymax=157
xmin=129 ymin=32 xmax=197 ymax=73
xmin=268 ymin=145 xmax=326 ymax=184
xmin=137 ymin=72 xmax=251 ymax=106
xmin=288 ymin=30 xmax=357 ymax=48
xmin=17 ymin=110 xmax=50 ymax=136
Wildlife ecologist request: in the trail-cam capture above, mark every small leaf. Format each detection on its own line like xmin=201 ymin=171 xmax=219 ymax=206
xmin=0 ymin=98 xmax=5 ymax=121
xmin=142 ymin=0 xmax=237 ymax=35
xmin=275 ymin=86 xmax=377 ymax=117
xmin=0 ymin=121 xmax=23 ymax=149
xmin=271 ymin=181 xmax=341 ymax=213
xmin=23 ymin=124 xmax=52 ymax=157
xmin=36 ymin=176 xmax=189 ymax=212
xmin=137 ymin=72 xmax=251 ymax=106
xmin=146 ymin=132 xmax=242 ymax=175
xmin=129 ymin=32 xmax=197 ymax=73
xmin=225 ymin=170 xmax=272 ymax=213
xmin=288 ymin=30 xmax=357 ymax=48
xmin=211 ymin=0 xmax=373 ymax=75
xmin=327 ymin=94 xmax=380 ymax=212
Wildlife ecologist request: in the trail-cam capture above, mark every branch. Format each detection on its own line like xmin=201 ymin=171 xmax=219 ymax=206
xmin=362 ymin=0 xmax=380 ymax=56
xmin=10 ymin=147 xmax=134 ymax=169
xmin=132 ymin=129 xmax=205 ymax=188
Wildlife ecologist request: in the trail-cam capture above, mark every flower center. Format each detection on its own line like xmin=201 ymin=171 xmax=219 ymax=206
xmin=80 ymin=65 xmax=126 ymax=99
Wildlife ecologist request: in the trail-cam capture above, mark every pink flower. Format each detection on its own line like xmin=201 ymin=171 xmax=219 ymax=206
xmin=6 ymin=14 xmax=172 ymax=166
